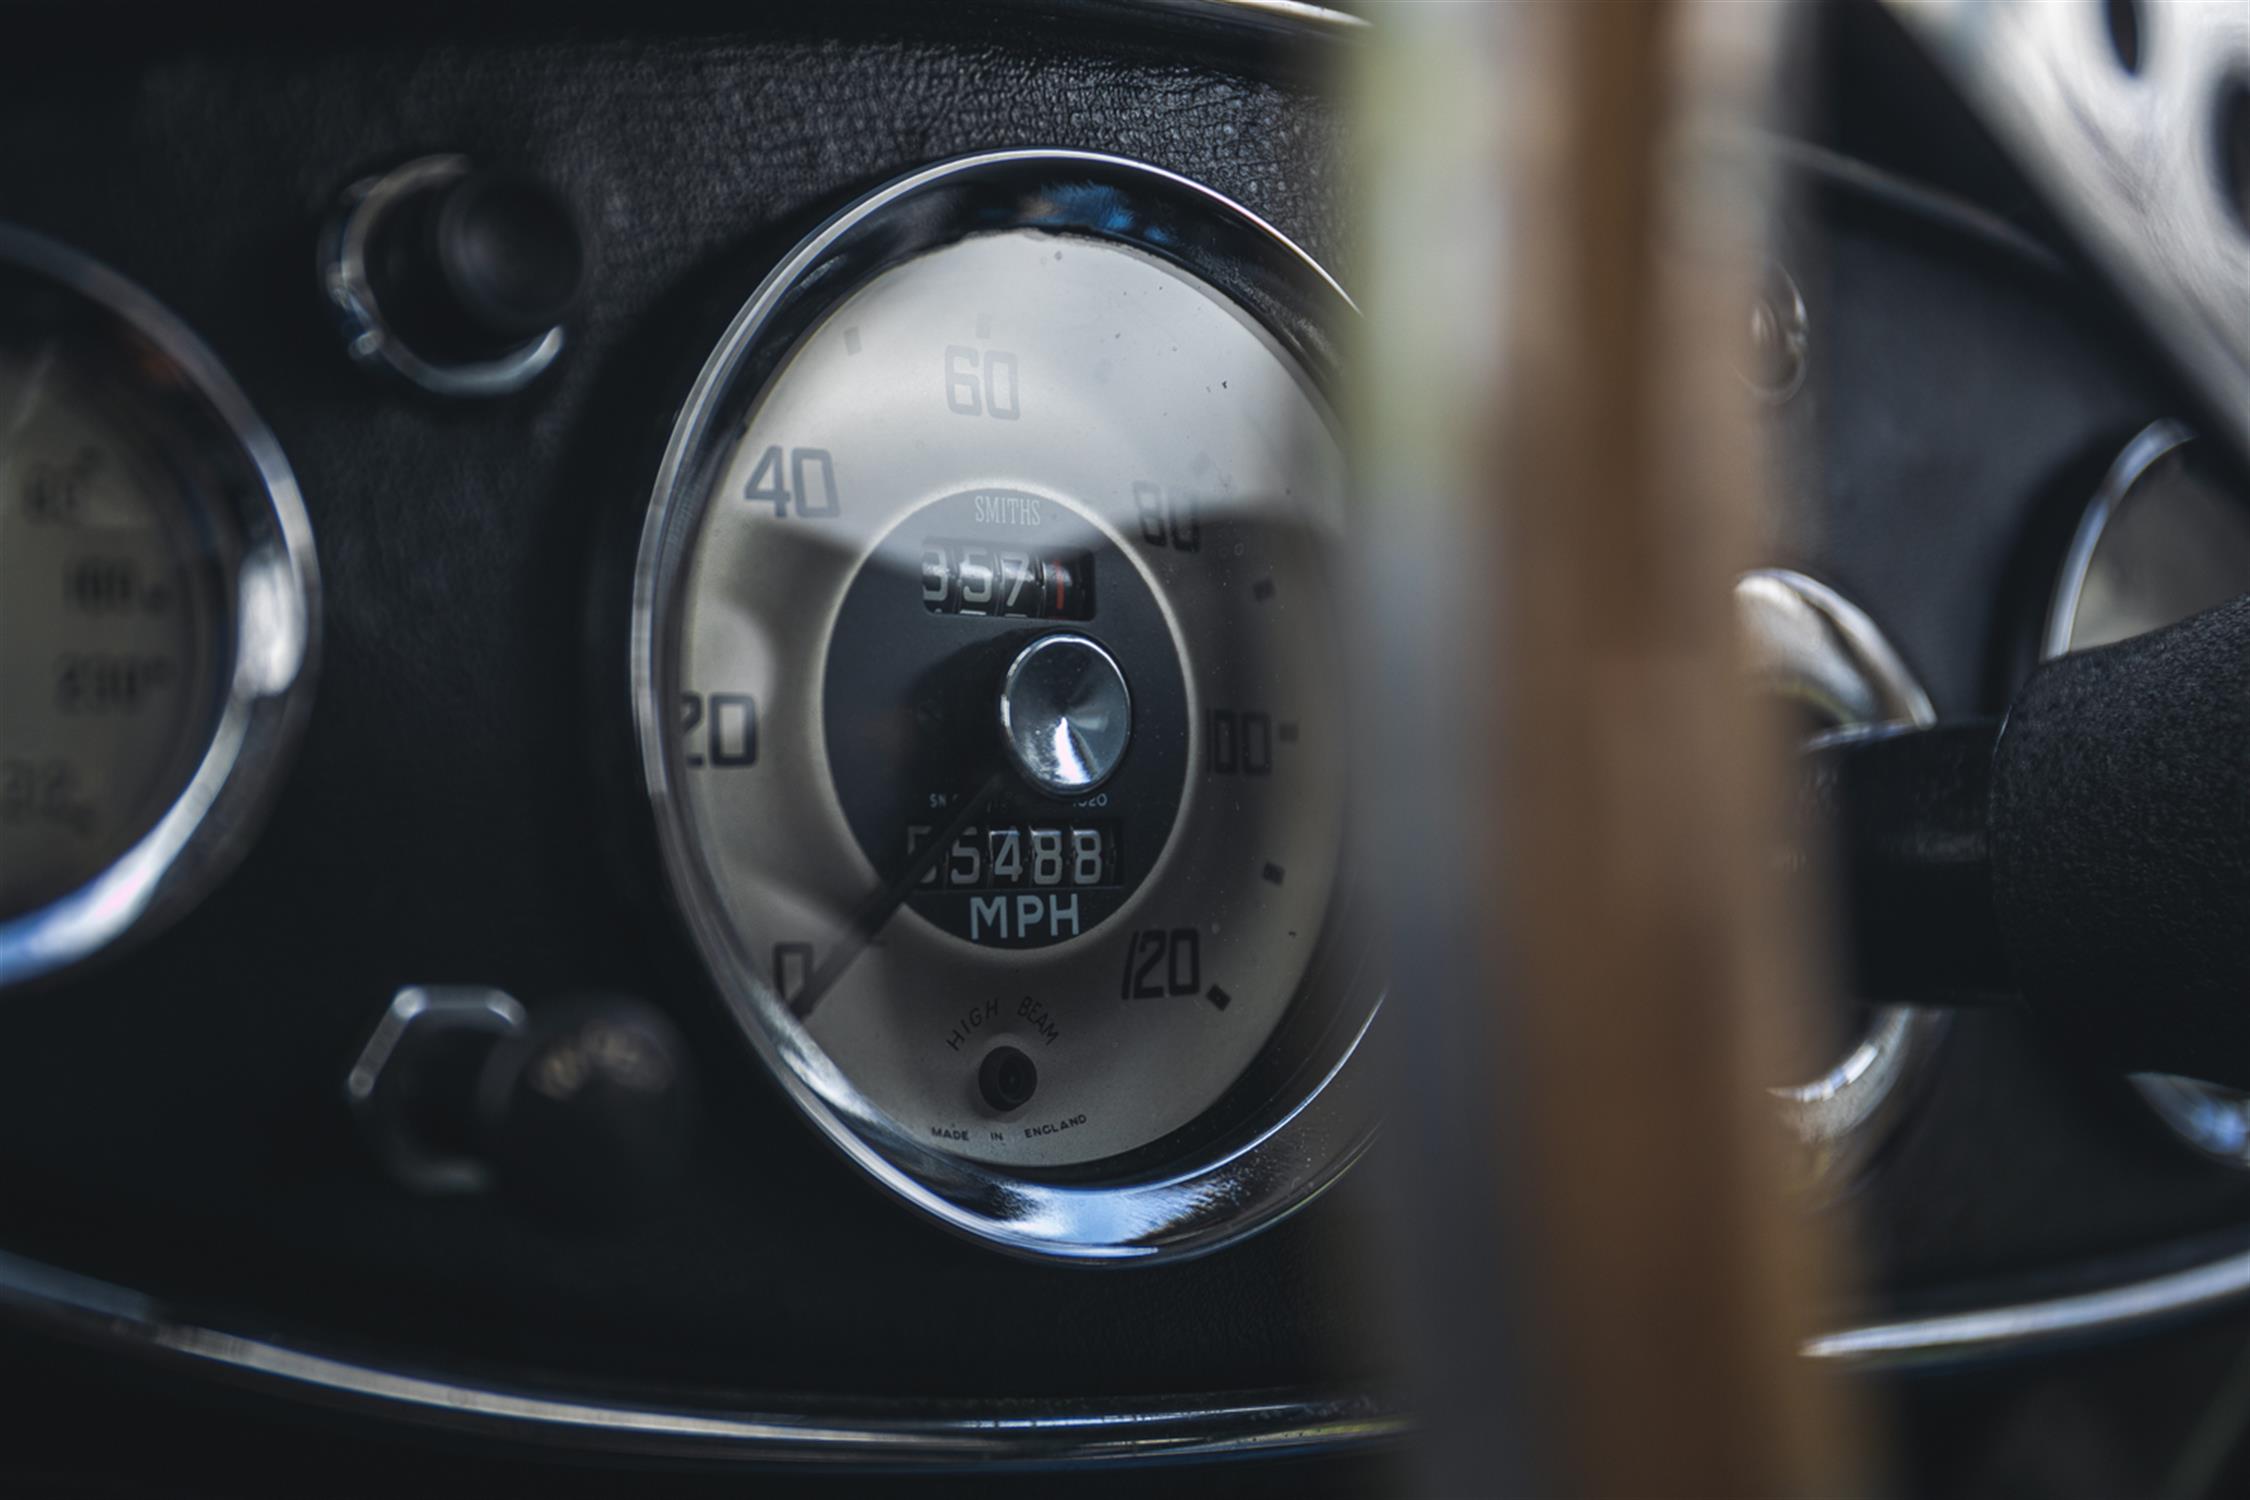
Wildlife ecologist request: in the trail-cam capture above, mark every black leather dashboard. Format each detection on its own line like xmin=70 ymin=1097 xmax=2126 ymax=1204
xmin=4 ymin=4 xmax=2250 ymax=1493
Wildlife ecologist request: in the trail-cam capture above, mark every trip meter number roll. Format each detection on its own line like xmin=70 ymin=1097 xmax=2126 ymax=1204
xmin=632 ymin=152 xmax=1379 ymax=1260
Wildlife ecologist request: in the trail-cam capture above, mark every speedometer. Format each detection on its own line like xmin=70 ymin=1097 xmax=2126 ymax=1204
xmin=632 ymin=152 xmax=1377 ymax=1259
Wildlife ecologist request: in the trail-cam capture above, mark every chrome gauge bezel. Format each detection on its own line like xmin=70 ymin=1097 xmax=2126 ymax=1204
xmin=1736 ymin=569 xmax=1948 ymax=1191
xmin=632 ymin=150 xmax=1377 ymax=1262
xmin=0 ymin=225 xmax=320 ymax=990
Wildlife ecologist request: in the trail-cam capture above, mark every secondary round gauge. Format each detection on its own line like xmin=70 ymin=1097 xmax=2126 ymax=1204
xmin=0 ymin=227 xmax=318 ymax=988
xmin=2043 ymin=422 xmax=2250 ymax=1167
xmin=633 ymin=151 xmax=1377 ymax=1259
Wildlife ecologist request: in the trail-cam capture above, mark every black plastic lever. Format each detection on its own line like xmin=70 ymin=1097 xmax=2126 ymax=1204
xmin=1806 ymin=593 xmax=2250 ymax=1083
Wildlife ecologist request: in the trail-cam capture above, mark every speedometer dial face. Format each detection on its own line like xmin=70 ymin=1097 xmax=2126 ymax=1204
xmin=678 ymin=231 xmax=1344 ymax=1167
xmin=636 ymin=153 xmax=1377 ymax=1255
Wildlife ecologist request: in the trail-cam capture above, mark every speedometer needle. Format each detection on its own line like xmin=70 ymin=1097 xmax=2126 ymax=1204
xmin=790 ymin=769 xmax=1005 ymax=1020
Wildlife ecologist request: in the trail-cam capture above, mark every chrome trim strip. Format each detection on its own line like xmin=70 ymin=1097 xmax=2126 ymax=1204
xmin=1750 ymin=133 xmax=2068 ymax=278
xmin=14 ymin=1221 xmax=2250 ymax=1445
xmin=0 ymin=1248 xmax=1402 ymax=1465
xmin=1158 ymin=0 xmax=1367 ymax=30
xmin=1805 ymin=1246 xmax=2250 ymax=1368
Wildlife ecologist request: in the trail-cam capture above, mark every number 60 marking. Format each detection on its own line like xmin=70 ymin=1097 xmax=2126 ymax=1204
xmin=944 ymin=346 xmax=1021 ymax=420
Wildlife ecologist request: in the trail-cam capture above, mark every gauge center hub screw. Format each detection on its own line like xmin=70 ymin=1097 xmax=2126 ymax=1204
xmin=998 ymin=633 xmax=1132 ymax=796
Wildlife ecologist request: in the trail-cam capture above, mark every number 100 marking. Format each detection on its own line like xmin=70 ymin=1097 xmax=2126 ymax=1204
xmin=1208 ymin=709 xmax=1272 ymax=776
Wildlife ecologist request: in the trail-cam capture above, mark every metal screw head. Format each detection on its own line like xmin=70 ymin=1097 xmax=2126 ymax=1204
xmin=997 ymin=633 xmax=1133 ymax=796
xmin=1740 ymin=260 xmax=1809 ymax=403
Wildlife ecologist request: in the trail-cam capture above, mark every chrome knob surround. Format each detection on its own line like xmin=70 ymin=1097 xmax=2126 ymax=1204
xmin=997 ymin=632 xmax=1134 ymax=797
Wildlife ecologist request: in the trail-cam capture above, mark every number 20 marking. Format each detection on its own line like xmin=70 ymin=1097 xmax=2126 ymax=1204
xmin=680 ymin=691 xmax=757 ymax=767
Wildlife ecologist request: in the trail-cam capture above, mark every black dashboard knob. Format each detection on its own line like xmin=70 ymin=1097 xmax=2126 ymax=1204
xmin=427 ymin=168 xmax=586 ymax=347
xmin=327 ymin=155 xmax=586 ymax=391
xmin=475 ymin=995 xmax=694 ymax=1231
xmin=366 ymin=166 xmax=584 ymax=363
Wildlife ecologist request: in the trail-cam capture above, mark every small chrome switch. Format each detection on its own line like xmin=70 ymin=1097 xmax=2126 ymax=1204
xmin=320 ymin=155 xmax=586 ymax=397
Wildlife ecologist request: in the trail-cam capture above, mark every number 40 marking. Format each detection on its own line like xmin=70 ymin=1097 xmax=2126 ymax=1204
xmin=743 ymin=446 xmax=840 ymax=518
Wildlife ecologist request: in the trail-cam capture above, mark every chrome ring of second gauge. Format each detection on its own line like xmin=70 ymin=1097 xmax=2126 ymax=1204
xmin=0 ymin=225 xmax=318 ymax=990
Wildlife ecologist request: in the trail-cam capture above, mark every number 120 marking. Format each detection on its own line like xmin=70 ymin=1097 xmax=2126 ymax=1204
xmin=1120 ymin=927 xmax=1201 ymax=999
